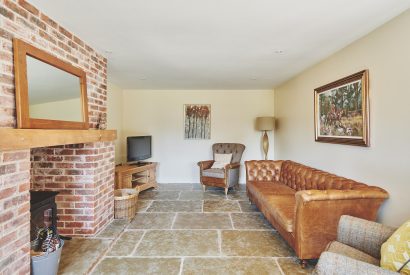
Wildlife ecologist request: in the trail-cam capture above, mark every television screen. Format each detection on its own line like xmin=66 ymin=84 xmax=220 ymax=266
xmin=127 ymin=136 xmax=152 ymax=162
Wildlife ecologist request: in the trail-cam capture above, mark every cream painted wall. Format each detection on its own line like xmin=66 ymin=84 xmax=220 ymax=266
xmin=107 ymin=83 xmax=124 ymax=164
xmin=122 ymin=90 xmax=275 ymax=183
xmin=274 ymin=10 xmax=410 ymax=226
xmin=30 ymin=97 xmax=82 ymax=121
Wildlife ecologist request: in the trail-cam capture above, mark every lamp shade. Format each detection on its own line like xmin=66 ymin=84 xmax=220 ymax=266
xmin=255 ymin=116 xmax=275 ymax=131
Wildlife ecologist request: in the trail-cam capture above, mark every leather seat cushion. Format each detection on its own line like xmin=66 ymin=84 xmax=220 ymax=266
xmin=247 ymin=181 xmax=296 ymax=196
xmin=202 ymin=168 xmax=224 ymax=179
xmin=247 ymin=181 xmax=296 ymax=232
xmin=264 ymin=195 xmax=296 ymax=232
xmin=326 ymin=241 xmax=379 ymax=266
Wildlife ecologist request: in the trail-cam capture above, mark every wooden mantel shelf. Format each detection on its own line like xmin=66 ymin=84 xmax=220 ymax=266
xmin=0 ymin=129 xmax=117 ymax=151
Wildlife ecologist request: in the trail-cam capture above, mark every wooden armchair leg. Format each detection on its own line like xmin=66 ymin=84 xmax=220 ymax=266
xmin=224 ymin=188 xmax=228 ymax=195
xmin=202 ymin=184 xmax=206 ymax=192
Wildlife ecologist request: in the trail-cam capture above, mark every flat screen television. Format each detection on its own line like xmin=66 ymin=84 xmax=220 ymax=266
xmin=127 ymin=136 xmax=152 ymax=162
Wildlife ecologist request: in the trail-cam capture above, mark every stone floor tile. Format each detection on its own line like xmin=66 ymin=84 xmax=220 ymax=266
xmin=107 ymin=231 xmax=144 ymax=256
xmin=173 ymin=213 xmax=232 ymax=229
xmin=59 ymin=238 xmax=111 ymax=274
xmin=136 ymin=200 xmax=152 ymax=212
xmin=277 ymin=258 xmax=315 ymax=274
xmin=96 ymin=219 xmax=129 ymax=238
xmin=231 ymin=213 xmax=273 ymax=229
xmin=147 ymin=200 xmax=202 ymax=212
xmin=203 ymin=200 xmax=241 ymax=212
xmin=157 ymin=183 xmax=193 ymax=191
xmin=179 ymin=190 xmax=226 ymax=200
xmin=134 ymin=230 xmax=219 ymax=256
xmin=193 ymin=184 xmax=246 ymax=191
xmin=92 ymin=257 xmax=181 ymax=275
xmin=128 ymin=213 xmax=175 ymax=229
xmin=182 ymin=257 xmax=282 ymax=275
xmin=238 ymin=200 xmax=259 ymax=212
xmin=138 ymin=190 xmax=180 ymax=200
xmin=227 ymin=191 xmax=249 ymax=200
xmin=221 ymin=230 xmax=294 ymax=257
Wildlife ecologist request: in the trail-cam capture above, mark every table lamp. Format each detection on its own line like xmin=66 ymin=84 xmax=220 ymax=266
xmin=255 ymin=117 xmax=275 ymax=160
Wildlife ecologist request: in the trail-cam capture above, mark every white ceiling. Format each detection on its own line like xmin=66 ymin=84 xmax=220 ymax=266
xmin=30 ymin=0 xmax=410 ymax=89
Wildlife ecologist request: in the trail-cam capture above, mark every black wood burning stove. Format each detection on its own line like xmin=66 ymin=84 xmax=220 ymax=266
xmin=30 ymin=191 xmax=59 ymax=241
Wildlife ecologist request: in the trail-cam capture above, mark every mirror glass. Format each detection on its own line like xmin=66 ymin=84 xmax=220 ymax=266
xmin=27 ymin=56 xmax=83 ymax=122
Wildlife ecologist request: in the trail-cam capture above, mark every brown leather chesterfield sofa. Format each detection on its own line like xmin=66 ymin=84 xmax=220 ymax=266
xmin=245 ymin=160 xmax=389 ymax=265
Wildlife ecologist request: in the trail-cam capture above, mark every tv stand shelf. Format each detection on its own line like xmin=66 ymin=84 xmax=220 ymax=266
xmin=115 ymin=162 xmax=158 ymax=192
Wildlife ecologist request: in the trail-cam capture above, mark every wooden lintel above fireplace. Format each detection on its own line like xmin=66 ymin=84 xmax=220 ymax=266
xmin=0 ymin=129 xmax=117 ymax=151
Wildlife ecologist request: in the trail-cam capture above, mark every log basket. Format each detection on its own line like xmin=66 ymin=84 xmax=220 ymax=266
xmin=114 ymin=188 xmax=139 ymax=219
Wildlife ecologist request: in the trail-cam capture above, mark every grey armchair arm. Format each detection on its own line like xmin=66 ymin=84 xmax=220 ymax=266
xmin=224 ymin=163 xmax=240 ymax=188
xmin=314 ymin=252 xmax=397 ymax=275
xmin=337 ymin=215 xmax=396 ymax=258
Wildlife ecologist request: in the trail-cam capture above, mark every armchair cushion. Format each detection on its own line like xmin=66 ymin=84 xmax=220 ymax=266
xmin=380 ymin=220 xmax=410 ymax=274
xmin=202 ymin=168 xmax=225 ymax=179
xmin=212 ymin=143 xmax=245 ymax=163
xmin=326 ymin=241 xmax=379 ymax=266
xmin=211 ymin=153 xmax=232 ymax=169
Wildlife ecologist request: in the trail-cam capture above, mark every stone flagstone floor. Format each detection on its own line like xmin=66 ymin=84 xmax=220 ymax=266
xmin=58 ymin=184 xmax=315 ymax=274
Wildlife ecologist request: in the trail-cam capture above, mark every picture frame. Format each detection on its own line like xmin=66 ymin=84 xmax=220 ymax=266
xmin=184 ymin=104 xmax=211 ymax=139
xmin=314 ymin=70 xmax=369 ymax=146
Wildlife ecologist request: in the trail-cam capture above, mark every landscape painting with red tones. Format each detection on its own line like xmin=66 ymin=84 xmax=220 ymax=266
xmin=184 ymin=104 xmax=211 ymax=139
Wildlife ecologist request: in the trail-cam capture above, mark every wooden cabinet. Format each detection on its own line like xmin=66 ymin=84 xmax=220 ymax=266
xmin=115 ymin=162 xmax=158 ymax=192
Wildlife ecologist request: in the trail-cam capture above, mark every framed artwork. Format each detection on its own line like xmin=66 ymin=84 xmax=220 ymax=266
xmin=184 ymin=104 xmax=211 ymax=139
xmin=314 ymin=70 xmax=369 ymax=146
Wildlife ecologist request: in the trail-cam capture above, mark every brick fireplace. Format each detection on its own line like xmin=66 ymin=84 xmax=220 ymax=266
xmin=0 ymin=1 xmax=115 ymax=274
xmin=30 ymin=142 xmax=115 ymax=236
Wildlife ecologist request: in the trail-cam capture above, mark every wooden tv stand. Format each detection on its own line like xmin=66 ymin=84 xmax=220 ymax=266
xmin=115 ymin=162 xmax=158 ymax=192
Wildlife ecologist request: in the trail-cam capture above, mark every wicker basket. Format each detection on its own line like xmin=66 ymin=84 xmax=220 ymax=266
xmin=114 ymin=189 xmax=139 ymax=219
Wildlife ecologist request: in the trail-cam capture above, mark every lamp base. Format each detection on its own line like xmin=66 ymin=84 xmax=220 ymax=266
xmin=262 ymin=131 xmax=269 ymax=160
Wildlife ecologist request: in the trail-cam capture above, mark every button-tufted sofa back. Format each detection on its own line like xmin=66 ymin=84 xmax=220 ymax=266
xmin=246 ymin=160 xmax=380 ymax=191
xmin=279 ymin=161 xmax=369 ymax=191
xmin=245 ymin=160 xmax=283 ymax=182
xmin=212 ymin=143 xmax=245 ymax=163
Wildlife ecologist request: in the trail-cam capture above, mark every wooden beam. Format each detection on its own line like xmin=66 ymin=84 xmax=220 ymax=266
xmin=0 ymin=129 xmax=117 ymax=151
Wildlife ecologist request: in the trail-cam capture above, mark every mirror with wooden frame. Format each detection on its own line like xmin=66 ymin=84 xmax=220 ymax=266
xmin=13 ymin=38 xmax=89 ymax=129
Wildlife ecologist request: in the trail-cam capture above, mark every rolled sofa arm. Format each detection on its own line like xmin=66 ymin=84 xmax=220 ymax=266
xmin=314 ymin=252 xmax=397 ymax=275
xmin=337 ymin=215 xmax=395 ymax=259
xmin=297 ymin=189 xmax=389 ymax=202
xmin=293 ymin=189 xmax=389 ymax=259
xmin=197 ymin=160 xmax=214 ymax=170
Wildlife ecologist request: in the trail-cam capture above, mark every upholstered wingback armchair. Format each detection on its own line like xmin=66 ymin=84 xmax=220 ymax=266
xmin=197 ymin=143 xmax=245 ymax=195
xmin=314 ymin=215 xmax=397 ymax=275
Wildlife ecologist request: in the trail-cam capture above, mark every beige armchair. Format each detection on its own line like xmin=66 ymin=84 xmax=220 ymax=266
xmin=314 ymin=215 xmax=397 ymax=275
xmin=197 ymin=143 xmax=245 ymax=195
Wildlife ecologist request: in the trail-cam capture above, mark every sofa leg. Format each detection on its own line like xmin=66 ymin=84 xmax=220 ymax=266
xmin=224 ymin=188 xmax=228 ymax=196
xmin=300 ymin=259 xmax=307 ymax=269
xmin=202 ymin=184 xmax=206 ymax=192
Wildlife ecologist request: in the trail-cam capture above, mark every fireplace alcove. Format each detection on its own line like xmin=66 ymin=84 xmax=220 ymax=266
xmin=0 ymin=129 xmax=117 ymax=237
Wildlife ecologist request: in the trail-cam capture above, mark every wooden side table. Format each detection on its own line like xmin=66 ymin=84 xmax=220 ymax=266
xmin=115 ymin=162 xmax=158 ymax=192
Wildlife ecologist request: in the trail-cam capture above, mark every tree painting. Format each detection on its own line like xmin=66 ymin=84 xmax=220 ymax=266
xmin=184 ymin=104 xmax=211 ymax=139
xmin=318 ymin=80 xmax=363 ymax=137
